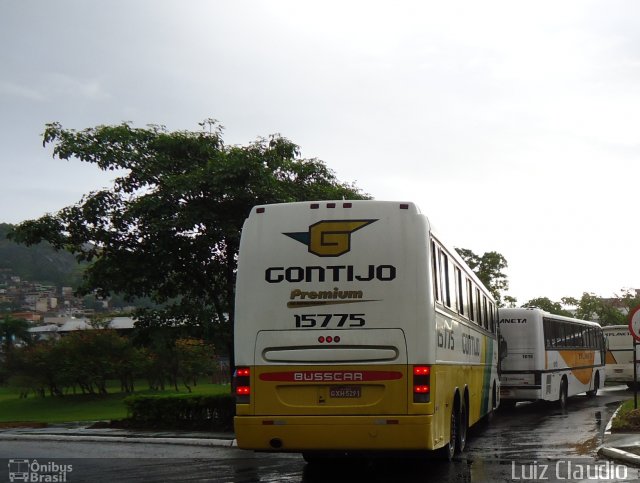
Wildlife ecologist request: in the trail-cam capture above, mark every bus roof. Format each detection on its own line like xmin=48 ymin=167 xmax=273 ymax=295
xmin=603 ymin=325 xmax=629 ymax=332
xmin=247 ymin=200 xmax=493 ymax=303
xmin=500 ymin=307 xmax=602 ymax=328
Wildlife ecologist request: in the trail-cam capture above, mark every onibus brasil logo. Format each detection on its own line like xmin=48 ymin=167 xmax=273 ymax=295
xmin=284 ymin=219 xmax=377 ymax=257
xmin=8 ymin=459 xmax=73 ymax=482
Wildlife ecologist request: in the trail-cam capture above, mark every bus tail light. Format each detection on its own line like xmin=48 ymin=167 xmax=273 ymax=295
xmin=413 ymin=365 xmax=430 ymax=403
xmin=234 ymin=367 xmax=251 ymax=404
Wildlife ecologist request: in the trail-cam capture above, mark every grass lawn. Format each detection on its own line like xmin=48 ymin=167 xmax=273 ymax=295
xmin=0 ymin=381 xmax=231 ymax=424
xmin=611 ymin=399 xmax=640 ymax=432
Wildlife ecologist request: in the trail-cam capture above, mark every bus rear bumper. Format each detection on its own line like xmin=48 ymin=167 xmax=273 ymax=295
xmin=606 ymin=366 xmax=635 ymax=382
xmin=234 ymin=415 xmax=437 ymax=452
xmin=500 ymin=386 xmax=541 ymax=401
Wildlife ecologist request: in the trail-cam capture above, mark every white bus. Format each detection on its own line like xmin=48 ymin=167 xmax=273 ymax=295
xmin=233 ymin=201 xmax=500 ymax=461
xmin=604 ymin=325 xmax=638 ymax=388
xmin=499 ymin=308 xmax=605 ymax=409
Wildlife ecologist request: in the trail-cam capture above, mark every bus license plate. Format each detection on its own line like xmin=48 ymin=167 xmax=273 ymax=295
xmin=330 ymin=386 xmax=361 ymax=398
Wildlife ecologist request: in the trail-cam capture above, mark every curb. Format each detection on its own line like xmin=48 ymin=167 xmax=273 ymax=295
xmin=0 ymin=433 xmax=238 ymax=448
xmin=597 ymin=402 xmax=640 ymax=467
xmin=599 ymin=446 xmax=640 ymax=467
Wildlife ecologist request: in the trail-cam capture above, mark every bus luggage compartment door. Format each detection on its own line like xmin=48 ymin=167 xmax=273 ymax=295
xmin=253 ymin=328 xmax=408 ymax=416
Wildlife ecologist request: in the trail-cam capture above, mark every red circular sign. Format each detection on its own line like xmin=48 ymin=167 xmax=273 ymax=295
xmin=628 ymin=305 xmax=640 ymax=342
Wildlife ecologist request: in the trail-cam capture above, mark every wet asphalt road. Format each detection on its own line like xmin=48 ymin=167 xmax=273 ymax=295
xmin=1 ymin=385 xmax=638 ymax=482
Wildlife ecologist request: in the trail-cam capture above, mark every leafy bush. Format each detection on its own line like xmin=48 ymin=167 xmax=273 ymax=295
xmin=611 ymin=400 xmax=640 ymax=432
xmin=124 ymin=393 xmax=235 ymax=430
xmin=6 ymin=330 xmax=218 ymax=397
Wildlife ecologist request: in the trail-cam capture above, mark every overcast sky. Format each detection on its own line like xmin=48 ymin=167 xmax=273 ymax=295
xmin=1 ymin=0 xmax=639 ymax=304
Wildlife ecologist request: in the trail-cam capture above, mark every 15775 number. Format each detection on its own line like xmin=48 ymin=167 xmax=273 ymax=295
xmin=295 ymin=313 xmax=366 ymax=328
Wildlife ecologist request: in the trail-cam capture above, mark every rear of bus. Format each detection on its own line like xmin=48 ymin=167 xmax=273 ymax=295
xmin=604 ymin=325 xmax=636 ymax=385
xmin=233 ymin=201 xmax=436 ymax=453
xmin=498 ymin=308 xmax=546 ymax=402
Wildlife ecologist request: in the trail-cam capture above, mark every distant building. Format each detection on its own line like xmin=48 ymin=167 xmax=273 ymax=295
xmin=108 ymin=317 xmax=136 ymax=330
xmin=35 ymin=298 xmax=49 ymax=313
xmin=29 ymin=317 xmax=137 ymax=338
xmin=58 ymin=318 xmax=91 ymax=332
xmin=29 ymin=324 xmax=60 ymax=342
xmin=43 ymin=316 xmax=73 ymax=326
xmin=11 ymin=311 xmax=41 ymax=322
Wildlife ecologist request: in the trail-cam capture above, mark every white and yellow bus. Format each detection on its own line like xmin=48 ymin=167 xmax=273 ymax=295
xmin=604 ymin=325 xmax=638 ymax=388
xmin=499 ymin=308 xmax=605 ymax=409
xmin=233 ymin=201 xmax=500 ymax=461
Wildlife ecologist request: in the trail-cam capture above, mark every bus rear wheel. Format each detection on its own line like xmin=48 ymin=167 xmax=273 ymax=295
xmin=440 ymin=406 xmax=457 ymax=461
xmin=558 ymin=379 xmax=568 ymax=409
xmin=586 ymin=373 xmax=599 ymax=398
xmin=457 ymin=401 xmax=468 ymax=453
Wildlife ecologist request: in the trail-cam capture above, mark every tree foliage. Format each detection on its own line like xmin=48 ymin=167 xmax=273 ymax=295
xmin=569 ymin=290 xmax=640 ymax=325
xmin=0 ymin=315 xmax=31 ymax=355
xmin=523 ymin=289 xmax=640 ymax=325
xmin=6 ymin=330 xmax=216 ymax=397
xmin=522 ymin=297 xmax=572 ymax=317
xmin=455 ymin=248 xmax=511 ymax=306
xmin=8 ymin=120 xmax=368 ymax=365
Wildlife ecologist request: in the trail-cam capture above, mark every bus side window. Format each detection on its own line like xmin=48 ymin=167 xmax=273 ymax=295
xmin=567 ymin=324 xmax=575 ymax=347
xmin=543 ymin=318 xmax=551 ymax=348
xmin=585 ymin=327 xmax=591 ymax=348
xmin=475 ymin=288 xmax=482 ymax=328
xmin=489 ymin=302 xmax=497 ymax=334
xmin=547 ymin=319 xmax=557 ymax=348
xmin=572 ymin=324 xmax=580 ymax=348
xmin=599 ymin=331 xmax=605 ymax=350
xmin=482 ymin=295 xmax=489 ymax=331
xmin=568 ymin=323 xmax=575 ymax=347
xmin=431 ymin=240 xmax=440 ymax=303
xmin=439 ymin=249 xmax=451 ymax=308
xmin=467 ymin=279 xmax=475 ymax=323
xmin=556 ymin=321 xmax=565 ymax=347
xmin=454 ymin=266 xmax=463 ymax=315
xmin=560 ymin=322 xmax=569 ymax=348
xmin=555 ymin=323 xmax=563 ymax=347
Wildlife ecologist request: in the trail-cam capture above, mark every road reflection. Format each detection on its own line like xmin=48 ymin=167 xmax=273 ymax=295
xmin=300 ymin=457 xmax=472 ymax=483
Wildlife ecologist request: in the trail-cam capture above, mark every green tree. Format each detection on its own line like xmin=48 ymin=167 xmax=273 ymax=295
xmin=175 ymin=337 xmax=216 ymax=392
xmin=571 ymin=293 xmax=602 ymax=321
xmin=8 ymin=119 xmax=369 ymax=372
xmin=503 ymin=295 xmax=518 ymax=308
xmin=455 ymin=248 xmax=511 ymax=306
xmin=8 ymin=330 xmax=144 ymax=397
xmin=569 ymin=290 xmax=640 ymax=326
xmin=61 ymin=330 xmax=144 ymax=395
xmin=0 ymin=315 xmax=31 ymax=355
xmin=8 ymin=341 xmax=66 ymax=397
xmin=522 ymin=297 xmax=572 ymax=316
xmin=616 ymin=289 xmax=640 ymax=315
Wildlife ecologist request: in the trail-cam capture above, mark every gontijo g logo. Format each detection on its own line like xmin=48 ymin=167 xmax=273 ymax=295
xmin=284 ymin=219 xmax=377 ymax=257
